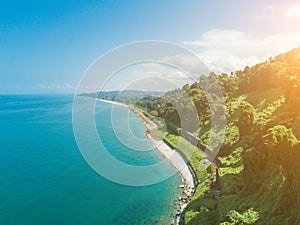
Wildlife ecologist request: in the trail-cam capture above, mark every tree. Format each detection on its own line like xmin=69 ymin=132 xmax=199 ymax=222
xmin=220 ymin=208 xmax=259 ymax=225
xmin=237 ymin=101 xmax=256 ymax=137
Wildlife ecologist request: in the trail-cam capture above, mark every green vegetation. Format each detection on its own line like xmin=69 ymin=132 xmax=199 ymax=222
xmin=80 ymin=90 xmax=163 ymax=103
xmin=220 ymin=208 xmax=259 ymax=225
xmin=163 ymin=133 xmax=208 ymax=180
xmin=135 ymin=48 xmax=300 ymax=224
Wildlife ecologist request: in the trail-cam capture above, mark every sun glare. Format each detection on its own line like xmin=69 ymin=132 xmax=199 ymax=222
xmin=285 ymin=5 xmax=300 ymax=17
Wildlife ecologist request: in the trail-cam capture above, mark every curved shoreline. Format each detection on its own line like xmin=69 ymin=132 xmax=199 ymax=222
xmin=129 ymin=106 xmax=197 ymax=225
xmin=97 ymin=98 xmax=129 ymax=107
xmin=97 ymin=99 xmax=197 ymax=224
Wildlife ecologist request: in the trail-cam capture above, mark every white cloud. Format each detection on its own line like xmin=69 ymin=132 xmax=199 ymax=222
xmin=285 ymin=5 xmax=300 ymax=17
xmin=183 ymin=29 xmax=300 ymax=73
xmin=101 ymin=62 xmax=200 ymax=92
xmin=163 ymin=54 xmax=209 ymax=77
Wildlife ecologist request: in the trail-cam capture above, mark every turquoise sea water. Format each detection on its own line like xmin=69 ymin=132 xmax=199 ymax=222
xmin=0 ymin=95 xmax=182 ymax=225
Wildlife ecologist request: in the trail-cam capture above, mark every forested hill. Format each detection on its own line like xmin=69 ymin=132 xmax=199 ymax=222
xmin=80 ymin=90 xmax=164 ymax=103
xmin=135 ymin=48 xmax=300 ymax=224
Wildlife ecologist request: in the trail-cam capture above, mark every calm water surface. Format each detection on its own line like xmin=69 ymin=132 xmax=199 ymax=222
xmin=0 ymin=95 xmax=182 ymax=225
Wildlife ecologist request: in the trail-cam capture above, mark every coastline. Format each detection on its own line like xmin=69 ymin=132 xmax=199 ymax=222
xmin=129 ymin=106 xmax=196 ymax=186
xmin=129 ymin=106 xmax=197 ymax=225
xmin=97 ymin=98 xmax=197 ymax=225
xmin=97 ymin=98 xmax=129 ymax=107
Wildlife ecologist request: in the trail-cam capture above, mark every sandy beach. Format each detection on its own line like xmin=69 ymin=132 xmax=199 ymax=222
xmin=98 ymin=98 xmax=196 ymax=186
xmin=129 ymin=106 xmax=195 ymax=187
xmin=97 ymin=98 xmax=197 ymax=224
xmin=97 ymin=98 xmax=129 ymax=107
xmin=129 ymin=105 xmax=197 ymax=225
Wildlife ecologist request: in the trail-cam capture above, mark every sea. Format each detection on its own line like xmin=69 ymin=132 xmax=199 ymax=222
xmin=0 ymin=95 xmax=182 ymax=225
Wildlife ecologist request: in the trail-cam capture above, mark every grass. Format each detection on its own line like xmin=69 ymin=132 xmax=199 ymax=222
xmin=164 ymin=133 xmax=209 ymax=181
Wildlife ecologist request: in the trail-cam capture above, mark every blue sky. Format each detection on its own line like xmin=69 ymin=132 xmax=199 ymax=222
xmin=1 ymin=0 xmax=300 ymax=94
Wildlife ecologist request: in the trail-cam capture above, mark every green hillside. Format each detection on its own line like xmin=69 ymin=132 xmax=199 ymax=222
xmin=80 ymin=90 xmax=164 ymax=103
xmin=135 ymin=48 xmax=300 ymax=224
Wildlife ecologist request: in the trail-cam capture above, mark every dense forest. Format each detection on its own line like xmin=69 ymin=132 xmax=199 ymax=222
xmin=134 ymin=48 xmax=300 ymax=224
